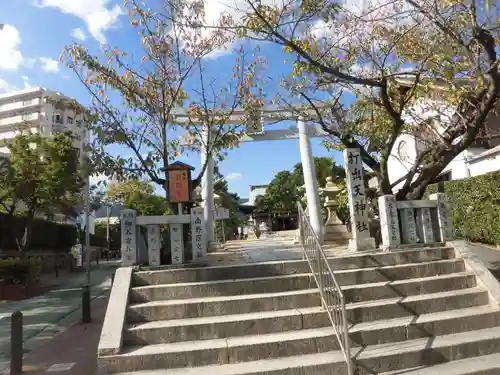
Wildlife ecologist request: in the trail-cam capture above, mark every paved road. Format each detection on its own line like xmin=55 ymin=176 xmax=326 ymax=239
xmin=0 ymin=261 xmax=118 ymax=373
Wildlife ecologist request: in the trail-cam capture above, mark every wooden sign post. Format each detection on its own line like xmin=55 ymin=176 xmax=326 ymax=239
xmin=166 ymin=161 xmax=195 ymax=264
xmin=167 ymin=161 xmax=194 ymax=204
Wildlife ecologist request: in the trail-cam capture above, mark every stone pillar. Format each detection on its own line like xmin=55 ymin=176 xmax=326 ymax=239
xmin=170 ymin=223 xmax=184 ymax=264
xmin=344 ymin=149 xmax=375 ymax=251
xmin=400 ymin=208 xmax=418 ymax=244
xmin=191 ymin=207 xmax=207 ymax=261
xmin=298 ymin=117 xmax=324 ymax=244
xmin=120 ymin=209 xmax=137 ymax=266
xmin=429 ymin=193 xmax=453 ymax=242
xmin=378 ymin=195 xmax=401 ymax=250
xmin=201 ymin=126 xmax=215 ymax=249
xmin=416 ymin=207 xmax=435 ymax=244
xmin=147 ymin=225 xmax=161 ymax=266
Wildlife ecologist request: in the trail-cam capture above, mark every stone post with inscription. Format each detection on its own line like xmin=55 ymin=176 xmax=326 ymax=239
xmin=400 ymin=208 xmax=418 ymax=244
xmin=191 ymin=207 xmax=207 ymax=261
xmin=416 ymin=207 xmax=435 ymax=244
xmin=147 ymin=225 xmax=161 ymax=266
xmin=378 ymin=195 xmax=401 ymax=250
xmin=170 ymin=223 xmax=185 ymax=264
xmin=429 ymin=193 xmax=453 ymax=242
xmin=343 ymin=149 xmax=376 ymax=251
xmin=120 ymin=209 xmax=137 ymax=266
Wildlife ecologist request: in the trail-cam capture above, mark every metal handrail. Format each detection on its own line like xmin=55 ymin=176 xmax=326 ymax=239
xmin=296 ymin=203 xmax=353 ymax=375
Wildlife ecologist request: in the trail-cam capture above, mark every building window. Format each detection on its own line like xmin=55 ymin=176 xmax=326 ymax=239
xmin=22 ymin=113 xmax=32 ymax=121
xmin=53 ymin=112 xmax=62 ymax=124
xmin=67 ymin=116 xmax=74 ymax=124
xmin=22 ymin=99 xmax=33 ymax=106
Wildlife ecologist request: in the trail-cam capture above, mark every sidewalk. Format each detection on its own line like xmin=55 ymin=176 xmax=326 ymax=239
xmin=14 ymin=292 xmax=109 ymax=375
xmin=0 ymin=261 xmax=119 ymax=373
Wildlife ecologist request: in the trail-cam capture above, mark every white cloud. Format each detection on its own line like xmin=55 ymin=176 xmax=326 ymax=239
xmin=0 ymin=78 xmax=17 ymax=92
xmin=35 ymin=0 xmax=124 ymax=44
xmin=178 ymin=0 xmax=279 ymax=59
xmin=21 ymin=76 xmax=32 ymax=89
xmin=0 ymin=24 xmax=24 ymax=70
xmin=39 ymin=57 xmax=60 ymax=73
xmin=226 ymin=172 xmax=242 ymax=181
xmin=71 ymin=27 xmax=87 ymax=41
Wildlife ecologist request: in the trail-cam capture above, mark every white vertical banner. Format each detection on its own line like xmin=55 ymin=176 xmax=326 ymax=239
xmin=191 ymin=207 xmax=206 ymax=261
xmin=147 ymin=225 xmax=161 ymax=266
xmin=120 ymin=209 xmax=137 ymax=266
xmin=170 ymin=223 xmax=184 ymax=264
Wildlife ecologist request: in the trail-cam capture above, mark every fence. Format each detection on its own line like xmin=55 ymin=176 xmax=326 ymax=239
xmin=297 ymin=203 xmax=353 ymax=375
xmin=378 ymin=193 xmax=453 ymax=249
xmin=120 ymin=207 xmax=229 ymax=266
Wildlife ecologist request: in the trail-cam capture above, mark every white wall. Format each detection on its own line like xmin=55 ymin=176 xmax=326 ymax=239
xmin=467 ymin=146 xmax=500 ymax=177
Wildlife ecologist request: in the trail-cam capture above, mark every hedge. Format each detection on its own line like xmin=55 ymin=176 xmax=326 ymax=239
xmin=0 ymin=258 xmax=41 ymax=285
xmin=427 ymin=171 xmax=500 ymax=245
xmin=0 ymin=213 xmax=77 ymax=252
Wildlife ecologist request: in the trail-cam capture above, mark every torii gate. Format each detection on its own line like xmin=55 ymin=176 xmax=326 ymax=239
xmin=171 ymin=106 xmax=329 ymax=246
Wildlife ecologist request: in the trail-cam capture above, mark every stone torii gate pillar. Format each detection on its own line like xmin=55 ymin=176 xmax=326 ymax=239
xmin=298 ymin=117 xmax=324 ymax=244
xmin=201 ymin=126 xmax=216 ymax=250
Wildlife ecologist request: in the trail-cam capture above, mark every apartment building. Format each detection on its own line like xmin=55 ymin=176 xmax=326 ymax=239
xmin=0 ymin=87 xmax=87 ymax=155
xmin=0 ymin=87 xmax=89 ymax=224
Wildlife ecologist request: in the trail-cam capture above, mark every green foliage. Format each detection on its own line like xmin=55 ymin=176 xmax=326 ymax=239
xmin=0 ymin=133 xmax=82 ymax=250
xmin=0 ymin=258 xmax=41 ymax=286
xmin=427 ymin=172 xmax=500 ymax=245
xmin=106 ymin=179 xmax=172 ymax=216
xmin=214 ymin=178 xmax=242 ymax=241
xmin=256 ymin=157 xmax=344 ymax=213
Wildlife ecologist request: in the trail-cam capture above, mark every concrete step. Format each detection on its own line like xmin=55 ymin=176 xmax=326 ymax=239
xmin=129 ymin=273 xmax=317 ymax=302
xmin=342 ymin=272 xmax=476 ymax=303
xmin=349 ymin=306 xmax=500 ymax=347
xmin=126 ymin=289 xmax=321 ymax=323
xmin=132 ymin=247 xmax=454 ymax=286
xmin=130 ymin=260 xmax=467 ymax=303
xmin=107 ymin=350 xmax=348 ymax=375
xmin=124 ymin=302 xmax=500 ymax=348
xmin=380 ymin=352 xmax=500 ymax=374
xmin=124 ymin=306 xmax=328 ymax=345
xmin=334 ymin=258 xmax=465 ymax=286
xmin=99 ymin=327 xmax=340 ymax=373
xmin=346 ymin=287 xmax=489 ymax=323
xmin=355 ymin=325 xmax=500 ymax=374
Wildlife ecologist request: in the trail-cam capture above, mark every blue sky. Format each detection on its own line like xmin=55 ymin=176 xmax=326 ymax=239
xmin=0 ymin=0 xmax=344 ymax=199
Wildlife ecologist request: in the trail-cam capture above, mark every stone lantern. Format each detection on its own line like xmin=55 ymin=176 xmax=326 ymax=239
xmin=322 ymin=176 xmax=351 ymax=246
xmin=323 ymin=177 xmax=342 ymax=225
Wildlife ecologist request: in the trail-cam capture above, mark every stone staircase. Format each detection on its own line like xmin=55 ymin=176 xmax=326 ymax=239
xmin=98 ymin=245 xmax=500 ymax=374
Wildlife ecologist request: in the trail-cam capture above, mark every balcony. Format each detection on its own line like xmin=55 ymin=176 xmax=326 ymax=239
xmin=0 ymin=98 xmax=41 ymax=115
xmin=0 ymin=113 xmax=41 ymax=128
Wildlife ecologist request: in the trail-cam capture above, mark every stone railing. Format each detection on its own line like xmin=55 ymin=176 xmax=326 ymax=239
xmin=378 ymin=193 xmax=453 ymax=250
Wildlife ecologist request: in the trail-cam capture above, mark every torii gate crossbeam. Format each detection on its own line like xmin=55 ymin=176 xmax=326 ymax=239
xmin=172 ymin=107 xmax=327 ymax=248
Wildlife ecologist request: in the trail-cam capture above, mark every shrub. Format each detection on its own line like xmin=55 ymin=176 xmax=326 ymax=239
xmin=0 ymin=213 xmax=77 ymax=252
xmin=0 ymin=258 xmax=41 ymax=285
xmin=427 ymin=171 xmax=500 ymax=245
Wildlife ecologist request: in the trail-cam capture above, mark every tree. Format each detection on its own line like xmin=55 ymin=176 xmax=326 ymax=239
xmin=228 ymin=0 xmax=500 ymax=200
xmin=61 ymin=0 xmax=264 ymax=206
xmin=106 ymin=179 xmax=170 ymax=216
xmin=0 ymin=133 xmax=82 ymax=250
xmin=214 ymin=174 xmax=242 ymax=240
xmin=255 ymin=157 xmax=343 ymax=212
